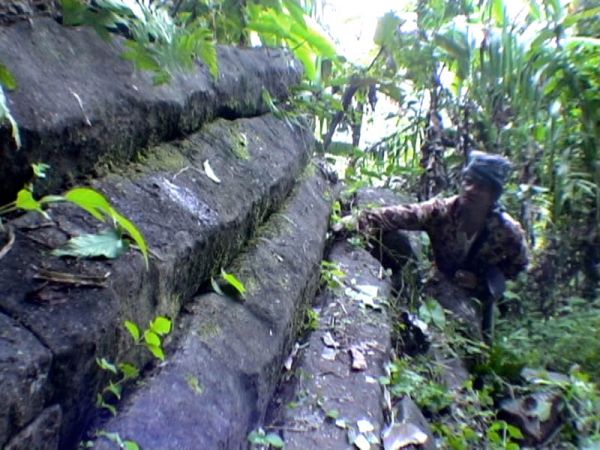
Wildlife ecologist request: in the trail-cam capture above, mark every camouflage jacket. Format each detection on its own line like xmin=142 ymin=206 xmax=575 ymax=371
xmin=362 ymin=195 xmax=529 ymax=285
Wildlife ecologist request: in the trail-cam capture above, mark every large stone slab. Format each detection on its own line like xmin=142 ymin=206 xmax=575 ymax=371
xmin=269 ymin=242 xmax=393 ymax=450
xmin=0 ymin=17 xmax=302 ymax=202
xmin=94 ymin=166 xmax=332 ymax=450
xmin=0 ymin=114 xmax=312 ymax=448
xmin=4 ymin=405 xmax=62 ymax=450
xmin=0 ymin=313 xmax=53 ymax=449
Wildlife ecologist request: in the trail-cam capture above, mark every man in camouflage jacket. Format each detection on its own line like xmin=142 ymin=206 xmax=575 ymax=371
xmin=357 ymin=151 xmax=529 ymax=344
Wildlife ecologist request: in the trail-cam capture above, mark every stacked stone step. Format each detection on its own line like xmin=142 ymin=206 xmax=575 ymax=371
xmin=0 ymin=12 xmax=330 ymax=450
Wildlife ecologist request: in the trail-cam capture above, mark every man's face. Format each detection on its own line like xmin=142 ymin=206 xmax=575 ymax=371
xmin=460 ymin=175 xmax=496 ymax=210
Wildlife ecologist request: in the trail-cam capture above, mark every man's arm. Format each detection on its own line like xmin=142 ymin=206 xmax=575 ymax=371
xmin=359 ymin=197 xmax=449 ymax=233
xmin=497 ymin=213 xmax=529 ymax=279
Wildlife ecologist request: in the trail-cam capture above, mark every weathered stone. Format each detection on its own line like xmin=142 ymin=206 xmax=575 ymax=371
xmin=391 ymin=396 xmax=436 ymax=450
xmin=0 ymin=114 xmax=312 ymax=448
xmin=270 ymin=242 xmax=393 ymax=450
xmin=0 ymin=18 xmax=302 ymax=203
xmin=499 ymin=392 xmax=564 ymax=445
xmin=4 ymin=405 xmax=62 ymax=450
xmin=0 ymin=0 xmax=59 ymax=25
xmin=93 ymin=166 xmax=332 ymax=450
xmin=0 ymin=312 xmax=52 ymax=448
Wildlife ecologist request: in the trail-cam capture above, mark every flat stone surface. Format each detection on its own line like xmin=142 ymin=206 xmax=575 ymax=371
xmin=4 ymin=405 xmax=62 ymax=450
xmin=269 ymin=242 xmax=393 ymax=450
xmin=0 ymin=17 xmax=302 ymax=202
xmin=0 ymin=115 xmax=312 ymax=448
xmin=0 ymin=313 xmax=52 ymax=449
xmin=94 ymin=166 xmax=332 ymax=450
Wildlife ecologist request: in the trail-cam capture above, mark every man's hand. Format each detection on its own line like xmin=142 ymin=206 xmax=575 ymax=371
xmin=331 ymin=215 xmax=359 ymax=233
xmin=454 ymin=270 xmax=478 ymax=289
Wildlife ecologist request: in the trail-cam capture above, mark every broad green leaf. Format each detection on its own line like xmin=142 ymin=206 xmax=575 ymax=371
xmin=190 ymin=27 xmax=219 ymax=79
xmin=96 ymin=357 xmax=118 ymax=374
xmin=283 ymin=0 xmax=306 ymax=27
xmin=326 ymin=409 xmax=340 ymax=419
xmin=64 ymin=187 xmax=111 ymax=221
xmin=146 ymin=343 xmax=165 ymax=361
xmin=290 ymin=21 xmax=336 ymax=57
xmin=51 ymin=229 xmax=129 ymax=259
xmin=144 ymin=330 xmax=161 ymax=347
xmin=15 ymin=189 xmax=42 ymax=213
xmin=123 ymin=441 xmax=140 ymax=450
xmin=221 ymin=269 xmax=247 ymax=297
xmin=247 ymin=13 xmax=292 ymax=39
xmin=292 ymin=42 xmax=317 ymax=81
xmin=96 ymin=431 xmax=124 ymax=445
xmin=491 ymin=0 xmax=506 ymax=27
xmin=248 ymin=430 xmax=267 ymax=445
xmin=118 ymin=362 xmax=140 ymax=379
xmin=111 ymin=210 xmax=149 ymax=269
xmin=124 ymin=320 xmax=141 ymax=341
xmin=60 ymin=0 xmax=89 ymax=25
xmin=99 ymin=401 xmax=117 ymax=416
xmin=122 ymin=41 xmax=162 ymax=72
xmin=0 ymin=63 xmax=17 ymax=90
xmin=265 ymin=433 xmax=284 ymax=448
xmin=150 ymin=316 xmax=172 ymax=336
xmin=107 ymin=381 xmax=122 ymax=399
xmin=507 ymin=424 xmax=524 ymax=439
xmin=374 ymin=12 xmax=401 ymax=47
xmin=563 ymin=6 xmax=600 ymax=28
xmin=418 ymin=298 xmax=446 ymax=329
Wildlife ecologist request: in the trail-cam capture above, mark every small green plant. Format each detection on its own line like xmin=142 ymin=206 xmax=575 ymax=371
xmin=0 ymin=170 xmax=149 ymax=267
xmin=381 ymin=358 xmax=453 ymax=414
xmin=60 ymin=0 xmax=218 ymax=84
xmin=95 ymin=431 xmax=139 ymax=450
xmin=96 ymin=316 xmax=172 ymax=415
xmin=124 ymin=316 xmax=172 ymax=361
xmin=211 ymin=268 xmax=247 ymax=300
xmin=418 ymin=297 xmax=446 ymax=329
xmin=302 ymin=307 xmax=320 ymax=332
xmin=486 ymin=420 xmax=523 ymax=450
xmin=248 ymin=428 xmax=284 ymax=449
xmin=320 ymin=260 xmax=346 ymax=292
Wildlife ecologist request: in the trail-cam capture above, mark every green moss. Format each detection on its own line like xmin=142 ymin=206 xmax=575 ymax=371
xmin=135 ymin=144 xmax=190 ymax=173
xmin=94 ymin=142 xmax=191 ymax=180
xmin=199 ymin=322 xmax=221 ymax=338
xmin=230 ymin=129 xmax=251 ymax=160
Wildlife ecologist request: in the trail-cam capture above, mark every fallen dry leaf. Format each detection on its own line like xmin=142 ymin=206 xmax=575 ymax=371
xmin=203 ymin=160 xmax=221 ymax=184
xmin=322 ymin=331 xmax=340 ymax=348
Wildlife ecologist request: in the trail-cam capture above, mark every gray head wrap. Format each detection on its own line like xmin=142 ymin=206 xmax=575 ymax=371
xmin=463 ymin=151 xmax=511 ymax=195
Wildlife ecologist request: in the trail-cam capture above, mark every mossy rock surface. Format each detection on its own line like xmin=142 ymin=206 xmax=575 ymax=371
xmin=0 ymin=18 xmax=302 ymax=203
xmin=0 ymin=114 xmax=314 ymax=448
xmin=94 ymin=165 xmax=333 ymax=450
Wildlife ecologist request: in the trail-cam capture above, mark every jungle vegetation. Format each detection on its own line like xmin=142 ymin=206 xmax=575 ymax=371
xmin=0 ymin=0 xmax=598 ymax=448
